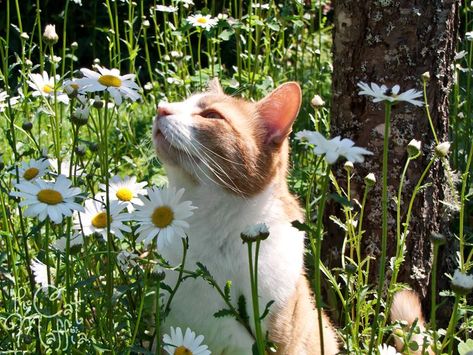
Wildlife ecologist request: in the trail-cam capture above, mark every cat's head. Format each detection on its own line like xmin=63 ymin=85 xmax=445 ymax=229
xmin=152 ymin=79 xmax=301 ymax=196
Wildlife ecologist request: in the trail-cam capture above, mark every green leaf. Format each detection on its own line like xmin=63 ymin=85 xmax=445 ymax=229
xmin=291 ymin=220 xmax=315 ymax=234
xmin=260 ymin=300 xmax=275 ymax=320
xmin=213 ymin=308 xmax=235 ymax=318
xmin=237 ymin=295 xmax=249 ymax=324
xmin=74 ymin=276 xmax=99 ymax=289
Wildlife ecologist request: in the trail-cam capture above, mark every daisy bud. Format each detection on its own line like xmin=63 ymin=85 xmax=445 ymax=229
xmin=89 ymin=142 xmax=99 ymax=152
xmin=364 ymin=173 xmax=376 ymax=189
xmin=393 ymin=327 xmax=404 ymax=337
xmin=74 ymin=145 xmax=86 ymax=157
xmin=451 ymin=269 xmax=473 ymax=295
xmin=430 ymin=231 xmax=446 ymax=245
xmin=310 ymin=94 xmax=325 ymax=108
xmin=43 ymin=24 xmax=59 ymax=46
xmin=20 ymin=32 xmax=29 ymax=40
xmin=421 ymin=71 xmax=430 ymax=81
xmin=143 ymin=19 xmax=150 ymax=28
xmin=22 ymin=121 xmax=33 ymax=131
xmin=25 ymin=59 xmax=33 ymax=68
xmin=71 ymin=41 xmax=79 ymax=50
xmin=151 ymin=266 xmax=166 ymax=282
xmin=344 ymin=161 xmax=354 ymax=173
xmin=71 ymin=106 xmax=90 ymax=126
xmin=93 ymin=96 xmax=104 ymax=109
xmin=240 ymin=223 xmax=270 ymax=243
xmin=407 ymin=139 xmax=422 ymax=158
xmin=93 ymin=58 xmax=101 ymax=65
xmin=344 ymin=263 xmax=357 ymax=275
xmin=434 ymin=142 xmax=450 ymax=158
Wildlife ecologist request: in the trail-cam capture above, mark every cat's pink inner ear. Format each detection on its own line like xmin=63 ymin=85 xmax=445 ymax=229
xmin=208 ymin=77 xmax=224 ymax=94
xmin=257 ymin=82 xmax=302 ymax=144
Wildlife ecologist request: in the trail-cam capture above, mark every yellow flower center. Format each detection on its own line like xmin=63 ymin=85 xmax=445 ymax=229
xmin=43 ymin=84 xmax=54 ymax=94
xmin=98 ymin=75 xmax=122 ymax=88
xmin=23 ymin=167 xmax=39 ymax=180
xmin=116 ymin=187 xmax=133 ymax=202
xmin=37 ymin=189 xmax=63 ymax=205
xmin=91 ymin=212 xmax=110 ymax=229
xmin=174 ymin=346 xmax=193 ymax=355
xmin=71 ymin=83 xmax=79 ymax=90
xmin=197 ymin=17 xmax=208 ymax=24
xmin=151 ymin=206 xmax=174 ymax=228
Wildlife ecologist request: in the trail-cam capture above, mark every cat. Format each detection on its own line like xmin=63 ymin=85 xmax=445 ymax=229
xmin=152 ymin=79 xmax=340 ymax=355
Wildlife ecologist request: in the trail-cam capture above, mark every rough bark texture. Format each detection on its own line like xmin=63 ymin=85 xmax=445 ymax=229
xmin=328 ymin=0 xmax=459 ymax=308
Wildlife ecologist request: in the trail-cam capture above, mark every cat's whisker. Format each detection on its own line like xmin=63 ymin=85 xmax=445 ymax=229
xmin=181 ymin=135 xmax=244 ymax=195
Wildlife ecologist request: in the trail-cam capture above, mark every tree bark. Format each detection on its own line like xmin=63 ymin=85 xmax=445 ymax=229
xmin=328 ymin=0 xmax=459 ymax=307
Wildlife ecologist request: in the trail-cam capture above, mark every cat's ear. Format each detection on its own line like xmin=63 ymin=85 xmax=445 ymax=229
xmin=208 ymin=77 xmax=224 ymax=95
xmin=256 ymin=82 xmax=302 ymax=145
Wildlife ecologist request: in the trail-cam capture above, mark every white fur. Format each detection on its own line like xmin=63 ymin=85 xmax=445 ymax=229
xmin=155 ymin=94 xmax=305 ymax=354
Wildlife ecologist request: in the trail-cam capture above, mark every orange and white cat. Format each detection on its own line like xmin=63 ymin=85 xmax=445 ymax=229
xmin=152 ymin=80 xmax=339 ymax=354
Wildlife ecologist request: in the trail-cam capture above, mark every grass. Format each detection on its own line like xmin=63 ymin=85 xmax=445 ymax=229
xmin=0 ymin=0 xmax=472 ymax=354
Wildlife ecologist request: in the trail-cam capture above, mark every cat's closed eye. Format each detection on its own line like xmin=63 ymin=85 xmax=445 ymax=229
xmin=200 ymin=109 xmax=223 ymax=120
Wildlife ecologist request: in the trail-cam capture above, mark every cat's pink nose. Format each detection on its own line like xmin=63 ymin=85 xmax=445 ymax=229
xmin=157 ymin=103 xmax=171 ymax=118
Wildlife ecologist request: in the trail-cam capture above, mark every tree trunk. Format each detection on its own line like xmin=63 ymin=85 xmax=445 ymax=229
xmin=327 ymin=0 xmax=459 ymax=309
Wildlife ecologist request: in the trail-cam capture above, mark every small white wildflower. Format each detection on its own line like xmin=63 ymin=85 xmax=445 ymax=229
xmin=163 ymin=327 xmax=211 ymax=355
xmin=466 ymin=31 xmax=473 ymax=41
xmin=357 ymin=82 xmax=423 ymax=107
xmin=187 ymin=14 xmax=218 ymax=31
xmin=155 ymin=5 xmax=178 ymax=12
xmin=451 ymin=269 xmax=473 ymax=295
xmin=53 ymin=233 xmax=84 ymax=253
xmin=378 ymin=344 xmax=400 ymax=355
xmin=295 ymin=130 xmax=373 ymax=164
xmin=31 ymin=258 xmax=50 ymax=290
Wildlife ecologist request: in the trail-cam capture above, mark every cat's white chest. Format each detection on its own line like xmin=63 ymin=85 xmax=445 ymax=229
xmin=160 ymin=181 xmax=305 ymax=354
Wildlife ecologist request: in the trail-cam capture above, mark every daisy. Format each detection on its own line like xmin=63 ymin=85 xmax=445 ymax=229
xmin=295 ymin=130 xmax=372 ymax=164
xmin=133 ymin=187 xmax=196 ymax=250
xmin=156 ymin=4 xmax=178 ymax=12
xmin=17 ymin=158 xmax=50 ymax=182
xmin=74 ymin=198 xmax=131 ymax=240
xmin=48 ymin=158 xmax=83 ymax=177
xmin=27 ymin=71 xmax=69 ymax=104
xmin=451 ymin=269 xmax=473 ymax=295
xmin=98 ymin=175 xmax=147 ymax=212
xmin=186 ymin=14 xmax=218 ymax=31
xmin=0 ymin=90 xmax=20 ymax=112
xmin=357 ymin=82 xmax=423 ymax=107
xmin=52 ymin=233 xmax=84 ymax=253
xmin=76 ymin=66 xmax=140 ymax=105
xmin=163 ymin=327 xmax=211 ymax=355
xmin=178 ymin=0 xmax=194 ymax=8
xmin=31 ymin=258 xmax=50 ymax=290
xmin=378 ymin=344 xmax=400 ymax=355
xmin=11 ymin=175 xmax=84 ymax=224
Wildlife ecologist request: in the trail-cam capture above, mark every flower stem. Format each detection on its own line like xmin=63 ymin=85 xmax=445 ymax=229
xmin=310 ymin=163 xmax=331 ymax=355
xmin=247 ymin=240 xmax=265 ymax=355
xmin=369 ymin=101 xmax=391 ymax=353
